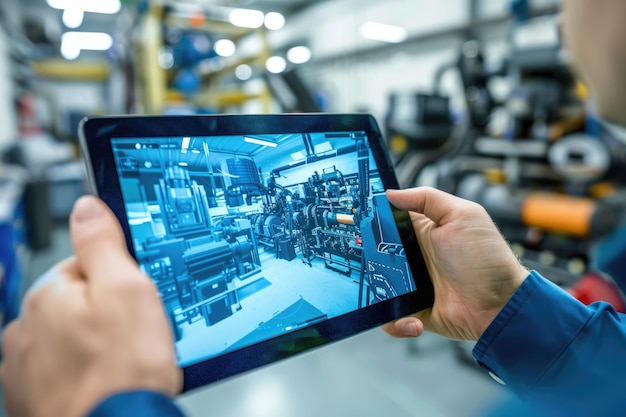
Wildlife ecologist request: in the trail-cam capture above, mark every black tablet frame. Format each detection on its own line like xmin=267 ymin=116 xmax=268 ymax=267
xmin=79 ymin=113 xmax=433 ymax=391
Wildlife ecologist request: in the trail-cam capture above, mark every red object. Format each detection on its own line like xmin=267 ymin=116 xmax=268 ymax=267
xmin=568 ymin=272 xmax=626 ymax=313
xmin=355 ymin=237 xmax=362 ymax=246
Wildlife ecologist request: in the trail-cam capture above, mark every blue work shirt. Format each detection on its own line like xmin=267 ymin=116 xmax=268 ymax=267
xmin=87 ymin=270 xmax=626 ymax=416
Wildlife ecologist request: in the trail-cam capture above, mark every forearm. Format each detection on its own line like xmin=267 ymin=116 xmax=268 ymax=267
xmin=473 ymin=270 xmax=626 ymax=414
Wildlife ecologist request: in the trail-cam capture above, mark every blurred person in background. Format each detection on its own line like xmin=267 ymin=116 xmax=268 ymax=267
xmin=2 ymin=0 xmax=626 ymax=416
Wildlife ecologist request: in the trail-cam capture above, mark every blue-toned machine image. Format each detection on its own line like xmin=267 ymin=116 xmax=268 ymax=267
xmin=111 ymin=131 xmax=416 ymax=366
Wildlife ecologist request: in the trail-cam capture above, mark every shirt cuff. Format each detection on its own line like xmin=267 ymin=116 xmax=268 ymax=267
xmin=472 ymin=270 xmax=593 ymax=397
xmin=88 ymin=391 xmax=185 ymax=417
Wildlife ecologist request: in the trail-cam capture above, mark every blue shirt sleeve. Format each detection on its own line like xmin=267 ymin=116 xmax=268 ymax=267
xmin=473 ymin=270 xmax=626 ymax=414
xmin=87 ymin=391 xmax=186 ymax=417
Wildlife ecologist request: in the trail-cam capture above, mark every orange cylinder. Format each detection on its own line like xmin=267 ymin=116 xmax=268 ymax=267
xmin=521 ymin=193 xmax=595 ymax=238
xmin=336 ymin=214 xmax=355 ymax=225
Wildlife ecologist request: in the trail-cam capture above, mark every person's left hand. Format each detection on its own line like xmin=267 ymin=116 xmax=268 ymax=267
xmin=1 ymin=196 xmax=182 ymax=417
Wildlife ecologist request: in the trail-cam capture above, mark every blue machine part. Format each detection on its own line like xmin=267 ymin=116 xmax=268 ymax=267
xmin=360 ymin=194 xmax=416 ymax=302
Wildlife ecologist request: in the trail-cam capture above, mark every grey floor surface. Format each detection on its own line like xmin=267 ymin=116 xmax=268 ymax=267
xmin=1 ymin=226 xmax=517 ymax=417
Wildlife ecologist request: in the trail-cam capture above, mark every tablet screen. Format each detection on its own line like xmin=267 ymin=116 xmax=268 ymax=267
xmin=109 ymin=130 xmax=417 ymax=368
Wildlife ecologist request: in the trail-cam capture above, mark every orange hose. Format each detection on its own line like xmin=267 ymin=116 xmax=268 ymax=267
xmin=521 ymin=193 xmax=595 ymax=238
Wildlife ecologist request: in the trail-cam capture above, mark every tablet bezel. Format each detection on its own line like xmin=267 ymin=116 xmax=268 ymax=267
xmin=79 ymin=113 xmax=433 ymax=391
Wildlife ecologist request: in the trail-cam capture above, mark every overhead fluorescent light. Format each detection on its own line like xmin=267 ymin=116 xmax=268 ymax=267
xmin=266 ymin=56 xmax=286 ymax=74
xmin=287 ymin=46 xmax=312 ymax=64
xmin=244 ymin=136 xmax=277 ymax=148
xmin=178 ymin=162 xmax=189 ymax=167
xmin=214 ymin=39 xmax=236 ymax=57
xmin=47 ymin=0 xmax=121 ymax=14
xmin=229 ymin=8 xmax=264 ymax=29
xmin=62 ymin=8 xmax=84 ymax=28
xmin=62 ymin=32 xmax=113 ymax=51
xmin=181 ymin=137 xmax=191 ymax=153
xmin=264 ymin=12 xmax=285 ymax=31
xmin=360 ymin=22 xmax=407 ymax=43
xmin=61 ymin=31 xmax=113 ymax=59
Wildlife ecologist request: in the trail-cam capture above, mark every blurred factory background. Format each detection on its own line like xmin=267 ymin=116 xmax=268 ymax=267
xmin=1 ymin=0 xmax=626 ymax=416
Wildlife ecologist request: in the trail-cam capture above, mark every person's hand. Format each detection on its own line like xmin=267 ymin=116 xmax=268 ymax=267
xmin=383 ymin=187 xmax=529 ymax=341
xmin=1 ymin=196 xmax=182 ymax=417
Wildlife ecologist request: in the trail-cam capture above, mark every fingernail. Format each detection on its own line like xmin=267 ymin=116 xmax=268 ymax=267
xmin=73 ymin=196 xmax=105 ymax=223
xmin=402 ymin=322 xmax=420 ymax=337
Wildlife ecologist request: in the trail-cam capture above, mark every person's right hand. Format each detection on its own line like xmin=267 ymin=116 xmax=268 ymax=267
xmin=383 ymin=187 xmax=529 ymax=341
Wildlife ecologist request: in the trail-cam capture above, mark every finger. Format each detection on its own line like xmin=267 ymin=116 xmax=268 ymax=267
xmin=386 ymin=187 xmax=479 ymax=226
xmin=69 ymin=195 xmax=140 ymax=285
xmin=381 ymin=316 xmax=425 ymax=338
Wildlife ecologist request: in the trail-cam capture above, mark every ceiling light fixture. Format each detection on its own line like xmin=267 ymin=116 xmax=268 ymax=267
xmin=61 ymin=31 xmax=113 ymax=60
xmin=264 ymin=12 xmax=285 ymax=30
xmin=181 ymin=137 xmax=191 ymax=153
xmin=360 ymin=22 xmax=407 ymax=43
xmin=214 ymin=39 xmax=236 ymax=57
xmin=265 ymin=56 xmax=286 ymax=74
xmin=286 ymin=46 xmax=312 ymax=64
xmin=244 ymin=136 xmax=278 ymax=148
xmin=62 ymin=7 xmax=84 ymax=28
xmin=47 ymin=0 xmax=121 ymax=14
xmin=229 ymin=8 xmax=264 ymax=29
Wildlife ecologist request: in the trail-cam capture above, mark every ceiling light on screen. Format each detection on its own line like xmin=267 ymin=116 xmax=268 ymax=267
xmin=360 ymin=22 xmax=407 ymax=43
xmin=214 ymin=39 xmax=236 ymax=57
xmin=244 ymin=136 xmax=278 ymax=148
xmin=265 ymin=56 xmax=286 ymax=74
xmin=264 ymin=12 xmax=285 ymax=30
xmin=47 ymin=0 xmax=121 ymax=14
xmin=229 ymin=8 xmax=264 ymax=29
xmin=287 ymin=46 xmax=311 ymax=64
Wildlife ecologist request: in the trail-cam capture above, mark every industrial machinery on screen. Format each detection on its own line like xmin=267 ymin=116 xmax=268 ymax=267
xmin=112 ymin=132 xmax=415 ymax=365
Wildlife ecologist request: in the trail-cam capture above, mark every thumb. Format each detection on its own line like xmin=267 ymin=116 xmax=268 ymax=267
xmin=386 ymin=187 xmax=480 ymax=226
xmin=69 ymin=195 xmax=139 ymax=284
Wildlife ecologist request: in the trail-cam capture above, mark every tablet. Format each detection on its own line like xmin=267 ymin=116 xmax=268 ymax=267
xmin=79 ymin=113 xmax=433 ymax=391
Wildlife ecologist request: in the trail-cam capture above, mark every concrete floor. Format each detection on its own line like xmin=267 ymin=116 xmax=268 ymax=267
xmin=1 ymin=226 xmax=518 ymax=417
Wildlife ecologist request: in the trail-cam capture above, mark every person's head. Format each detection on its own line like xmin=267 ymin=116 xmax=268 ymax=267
xmin=561 ymin=0 xmax=626 ymax=126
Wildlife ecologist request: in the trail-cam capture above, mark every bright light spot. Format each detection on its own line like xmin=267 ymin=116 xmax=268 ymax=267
xmin=158 ymin=47 xmax=174 ymax=69
xmin=47 ymin=0 xmax=121 ymax=14
xmin=214 ymin=39 xmax=236 ymax=57
xmin=264 ymin=12 xmax=285 ymax=30
xmin=229 ymin=8 xmax=264 ymax=29
xmin=265 ymin=56 xmax=286 ymax=74
xmin=360 ymin=22 xmax=407 ymax=43
xmin=178 ymin=162 xmax=189 ymax=167
xmin=62 ymin=32 xmax=113 ymax=54
xmin=144 ymin=161 xmax=153 ymax=168
xmin=235 ymin=64 xmax=252 ymax=81
xmin=60 ymin=40 xmax=80 ymax=60
xmin=135 ymin=143 xmax=142 ymax=150
xmin=62 ymin=7 xmax=84 ymax=28
xmin=286 ymin=46 xmax=311 ymax=64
